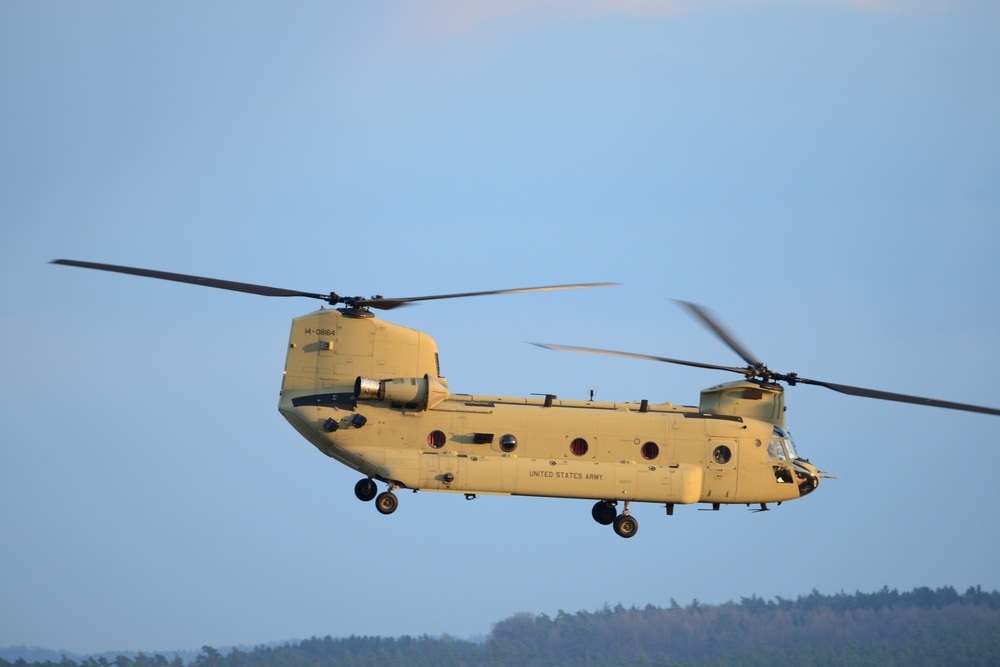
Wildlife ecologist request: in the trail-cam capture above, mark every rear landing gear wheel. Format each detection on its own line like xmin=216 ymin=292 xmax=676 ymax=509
xmin=355 ymin=478 xmax=377 ymax=502
xmin=613 ymin=513 xmax=638 ymax=538
xmin=375 ymin=491 xmax=398 ymax=515
xmin=592 ymin=500 xmax=616 ymax=526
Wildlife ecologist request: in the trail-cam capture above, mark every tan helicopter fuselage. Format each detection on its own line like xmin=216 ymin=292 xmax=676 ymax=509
xmin=278 ymin=308 xmax=819 ymax=509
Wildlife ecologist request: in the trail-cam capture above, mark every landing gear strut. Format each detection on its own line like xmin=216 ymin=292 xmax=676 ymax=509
xmin=356 ymin=477 xmax=399 ymax=514
xmin=593 ymin=499 xmax=638 ymax=538
xmin=613 ymin=500 xmax=638 ymax=538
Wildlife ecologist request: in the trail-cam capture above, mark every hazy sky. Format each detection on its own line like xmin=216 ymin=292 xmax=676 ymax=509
xmin=2 ymin=0 xmax=998 ymax=655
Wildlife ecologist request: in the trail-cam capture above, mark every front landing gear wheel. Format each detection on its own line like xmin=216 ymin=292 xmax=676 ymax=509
xmin=613 ymin=514 xmax=638 ymax=538
xmin=355 ymin=478 xmax=377 ymax=502
xmin=375 ymin=491 xmax=398 ymax=515
xmin=592 ymin=500 xmax=616 ymax=526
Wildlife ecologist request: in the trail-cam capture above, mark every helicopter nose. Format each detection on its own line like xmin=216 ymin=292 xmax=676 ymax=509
xmin=793 ymin=460 xmax=820 ymax=496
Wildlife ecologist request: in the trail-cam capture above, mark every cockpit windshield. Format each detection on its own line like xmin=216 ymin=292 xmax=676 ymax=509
xmin=768 ymin=426 xmax=798 ymax=461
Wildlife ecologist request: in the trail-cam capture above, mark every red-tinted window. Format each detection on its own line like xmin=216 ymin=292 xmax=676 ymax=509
xmin=641 ymin=442 xmax=659 ymax=460
xmin=428 ymin=430 xmax=446 ymax=449
xmin=570 ymin=438 xmax=589 ymax=456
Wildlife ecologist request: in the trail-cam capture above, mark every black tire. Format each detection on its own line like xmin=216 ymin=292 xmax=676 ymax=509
xmin=613 ymin=514 xmax=638 ymax=538
xmin=592 ymin=500 xmax=616 ymax=525
xmin=375 ymin=491 xmax=398 ymax=515
xmin=355 ymin=478 xmax=377 ymax=502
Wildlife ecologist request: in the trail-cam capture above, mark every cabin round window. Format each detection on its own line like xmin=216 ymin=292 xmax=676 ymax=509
xmin=499 ymin=434 xmax=518 ymax=453
xmin=641 ymin=441 xmax=659 ymax=460
xmin=428 ymin=430 xmax=446 ymax=449
xmin=713 ymin=444 xmax=732 ymax=465
xmin=570 ymin=438 xmax=589 ymax=456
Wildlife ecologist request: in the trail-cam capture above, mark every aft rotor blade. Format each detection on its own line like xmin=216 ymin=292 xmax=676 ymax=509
xmin=53 ymin=260 xmax=619 ymax=310
xmin=676 ymin=300 xmax=762 ymax=368
xmin=51 ymin=259 xmax=331 ymax=301
xmin=364 ymin=283 xmax=621 ymax=310
xmin=795 ymin=377 xmax=1000 ymax=416
xmin=532 ymin=343 xmax=749 ymax=375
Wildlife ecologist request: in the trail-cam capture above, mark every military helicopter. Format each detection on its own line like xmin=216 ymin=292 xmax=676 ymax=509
xmin=51 ymin=259 xmax=1000 ymax=538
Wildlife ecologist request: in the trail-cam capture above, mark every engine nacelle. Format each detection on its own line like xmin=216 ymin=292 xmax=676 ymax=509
xmin=354 ymin=374 xmax=450 ymax=411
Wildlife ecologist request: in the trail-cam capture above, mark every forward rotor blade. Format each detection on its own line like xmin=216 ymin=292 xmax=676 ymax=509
xmin=795 ymin=377 xmax=1000 ymax=416
xmin=536 ymin=341 xmax=1000 ymax=416
xmin=532 ymin=343 xmax=749 ymax=376
xmin=364 ymin=283 xmax=621 ymax=310
xmin=676 ymin=300 xmax=762 ymax=367
xmin=51 ymin=259 xmax=330 ymax=301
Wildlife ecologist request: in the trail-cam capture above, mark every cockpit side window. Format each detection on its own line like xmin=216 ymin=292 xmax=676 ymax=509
xmin=783 ymin=436 xmax=798 ymax=460
xmin=768 ymin=427 xmax=794 ymax=461
xmin=768 ymin=440 xmax=787 ymax=460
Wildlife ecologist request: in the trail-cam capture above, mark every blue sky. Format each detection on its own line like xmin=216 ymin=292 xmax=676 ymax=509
xmin=2 ymin=0 xmax=999 ymax=654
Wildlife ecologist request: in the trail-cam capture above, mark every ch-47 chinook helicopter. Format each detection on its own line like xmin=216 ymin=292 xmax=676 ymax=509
xmin=52 ymin=259 xmax=1000 ymax=538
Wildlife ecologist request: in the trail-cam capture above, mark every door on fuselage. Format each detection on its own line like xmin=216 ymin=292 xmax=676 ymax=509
xmin=704 ymin=439 xmax=737 ymax=502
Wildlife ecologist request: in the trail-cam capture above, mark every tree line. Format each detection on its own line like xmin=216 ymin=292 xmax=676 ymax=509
xmin=5 ymin=586 xmax=999 ymax=667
